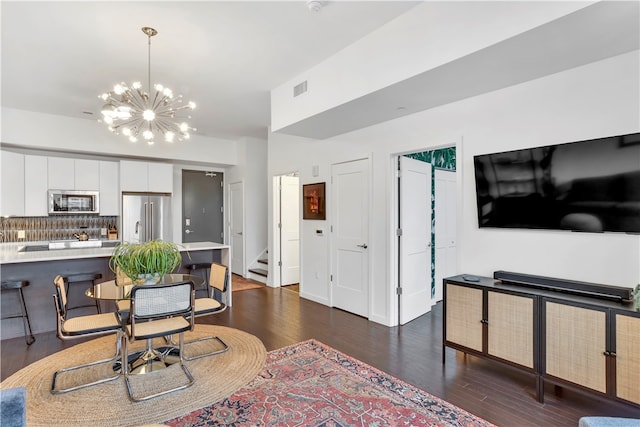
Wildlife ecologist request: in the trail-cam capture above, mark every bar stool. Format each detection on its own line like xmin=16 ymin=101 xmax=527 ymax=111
xmin=61 ymin=273 xmax=102 ymax=314
xmin=1 ymin=280 xmax=36 ymax=345
xmin=185 ymin=263 xmax=212 ymax=298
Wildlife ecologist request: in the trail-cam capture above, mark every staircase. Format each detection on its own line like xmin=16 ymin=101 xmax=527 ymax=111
xmin=248 ymin=257 xmax=268 ymax=284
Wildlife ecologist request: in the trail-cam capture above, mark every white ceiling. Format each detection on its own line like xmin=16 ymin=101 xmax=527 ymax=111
xmin=1 ymin=1 xmax=419 ymax=141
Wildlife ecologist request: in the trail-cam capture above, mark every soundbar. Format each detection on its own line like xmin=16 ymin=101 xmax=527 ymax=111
xmin=494 ymin=270 xmax=633 ymax=302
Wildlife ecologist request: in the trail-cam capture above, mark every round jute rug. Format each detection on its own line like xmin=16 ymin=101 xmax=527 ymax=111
xmin=1 ymin=325 xmax=266 ymax=427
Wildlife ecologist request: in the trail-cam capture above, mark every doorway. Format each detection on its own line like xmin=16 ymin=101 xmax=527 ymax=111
xmin=394 ymin=147 xmax=457 ymax=324
xmin=272 ymin=173 xmax=300 ymax=287
xmin=182 ymin=170 xmax=223 ymax=243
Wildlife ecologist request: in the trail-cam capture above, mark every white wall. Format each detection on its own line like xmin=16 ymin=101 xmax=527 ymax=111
xmin=271 ymin=1 xmax=591 ymax=131
xmin=268 ymin=50 xmax=640 ymax=326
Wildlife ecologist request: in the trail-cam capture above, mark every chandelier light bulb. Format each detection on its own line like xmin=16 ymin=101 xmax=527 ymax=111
xmin=143 ymin=109 xmax=155 ymax=121
xmin=99 ymin=27 xmax=195 ymax=145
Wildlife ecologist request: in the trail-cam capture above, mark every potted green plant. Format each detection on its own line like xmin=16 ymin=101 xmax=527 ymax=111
xmin=109 ymin=240 xmax=182 ymax=285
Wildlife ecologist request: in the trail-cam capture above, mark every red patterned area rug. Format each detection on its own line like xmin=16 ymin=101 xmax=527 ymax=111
xmin=166 ymin=339 xmax=495 ymax=426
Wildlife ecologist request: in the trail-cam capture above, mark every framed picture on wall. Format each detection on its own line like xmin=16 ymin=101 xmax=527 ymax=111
xmin=303 ymin=182 xmax=326 ymax=220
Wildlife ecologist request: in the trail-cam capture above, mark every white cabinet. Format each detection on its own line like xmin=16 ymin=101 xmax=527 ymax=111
xmin=1 ymin=150 xmax=25 ymax=216
xmin=148 ymin=162 xmax=173 ymax=193
xmin=74 ymin=159 xmax=100 ymax=190
xmin=99 ymin=161 xmax=119 ymax=216
xmin=48 ymin=158 xmax=100 ymax=191
xmin=47 ymin=157 xmax=75 ymax=190
xmin=120 ymin=160 xmax=173 ymax=193
xmin=24 ymin=155 xmax=49 ymax=216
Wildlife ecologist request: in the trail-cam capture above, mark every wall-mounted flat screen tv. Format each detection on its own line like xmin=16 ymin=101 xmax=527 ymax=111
xmin=473 ymin=132 xmax=640 ymax=234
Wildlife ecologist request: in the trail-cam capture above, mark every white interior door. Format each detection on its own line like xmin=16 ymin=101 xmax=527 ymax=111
xmin=435 ymin=169 xmax=457 ymax=302
xmin=280 ymin=175 xmax=300 ymax=285
xmin=229 ymin=181 xmax=244 ymax=276
xmin=331 ymin=158 xmax=369 ymax=317
xmin=399 ymin=156 xmax=432 ymax=325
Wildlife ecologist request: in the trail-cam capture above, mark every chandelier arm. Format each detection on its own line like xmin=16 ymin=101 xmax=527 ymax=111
xmin=155 ymin=120 xmax=177 ymax=136
xmin=126 ymin=90 xmax=148 ymax=113
xmin=113 ymin=117 xmax=144 ymax=134
xmin=150 ymin=90 xmax=162 ymax=110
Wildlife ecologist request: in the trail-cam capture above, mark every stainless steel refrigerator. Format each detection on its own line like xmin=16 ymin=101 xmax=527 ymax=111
xmin=121 ymin=193 xmax=172 ymax=243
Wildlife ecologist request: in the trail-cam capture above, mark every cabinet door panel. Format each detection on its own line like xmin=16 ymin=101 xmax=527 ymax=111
xmin=1 ymin=150 xmax=25 ymax=216
xmin=24 ymin=155 xmax=48 ymax=216
xmin=615 ymin=314 xmax=640 ymax=404
xmin=47 ymin=157 xmax=74 ymax=189
xmin=488 ymin=292 xmax=534 ymax=368
xmin=545 ymin=302 xmax=606 ymax=393
xmin=445 ymin=284 xmax=483 ymax=352
xmin=147 ymin=162 xmax=173 ymax=193
xmin=120 ymin=160 xmax=148 ymax=192
xmin=74 ymin=159 xmax=100 ymax=190
xmin=99 ymin=161 xmax=119 ymax=216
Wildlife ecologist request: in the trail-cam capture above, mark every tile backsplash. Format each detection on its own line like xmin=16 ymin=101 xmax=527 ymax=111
xmin=0 ymin=216 xmax=118 ymax=243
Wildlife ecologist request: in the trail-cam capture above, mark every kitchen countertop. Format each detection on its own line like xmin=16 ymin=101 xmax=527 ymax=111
xmin=0 ymin=241 xmax=230 ymax=264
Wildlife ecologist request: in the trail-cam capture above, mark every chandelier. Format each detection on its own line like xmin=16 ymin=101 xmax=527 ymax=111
xmin=99 ymin=27 xmax=196 ymax=145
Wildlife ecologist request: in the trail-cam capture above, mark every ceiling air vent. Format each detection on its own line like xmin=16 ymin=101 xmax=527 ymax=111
xmin=293 ymin=80 xmax=308 ymax=97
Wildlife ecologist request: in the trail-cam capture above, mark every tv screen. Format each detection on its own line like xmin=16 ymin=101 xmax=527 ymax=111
xmin=473 ymin=132 xmax=640 ymax=234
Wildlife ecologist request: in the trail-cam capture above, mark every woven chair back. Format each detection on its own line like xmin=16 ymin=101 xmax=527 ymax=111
xmin=130 ymin=281 xmax=193 ymax=320
xmin=209 ymin=263 xmax=228 ymax=293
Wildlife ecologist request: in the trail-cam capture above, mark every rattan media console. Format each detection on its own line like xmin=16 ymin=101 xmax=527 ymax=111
xmin=442 ymin=272 xmax=639 ymax=408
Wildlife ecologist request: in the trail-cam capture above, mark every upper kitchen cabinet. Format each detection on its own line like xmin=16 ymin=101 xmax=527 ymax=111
xmin=47 ymin=158 xmax=100 ymax=191
xmin=1 ymin=150 xmax=25 ymax=216
xmin=99 ymin=161 xmax=119 ymax=216
xmin=120 ymin=160 xmax=173 ymax=193
xmin=74 ymin=159 xmax=100 ymax=190
xmin=24 ymin=155 xmax=49 ymax=216
xmin=47 ymin=157 xmax=74 ymax=189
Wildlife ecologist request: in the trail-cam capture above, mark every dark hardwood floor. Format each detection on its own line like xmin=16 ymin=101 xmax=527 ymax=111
xmin=2 ymin=285 xmax=638 ymax=426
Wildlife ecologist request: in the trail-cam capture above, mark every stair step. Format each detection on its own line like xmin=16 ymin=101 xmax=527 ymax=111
xmin=249 ymin=268 xmax=268 ymax=278
xmin=258 ymin=258 xmax=268 ymax=265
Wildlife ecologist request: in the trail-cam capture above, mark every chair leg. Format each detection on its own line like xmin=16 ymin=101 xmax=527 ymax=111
xmin=124 ymin=332 xmax=195 ymax=402
xmin=183 ymin=335 xmax=229 ymax=361
xmin=50 ymin=331 xmax=121 ymax=395
xmin=165 ymin=332 xmax=229 ymax=361
xmin=17 ymin=288 xmax=35 ymax=345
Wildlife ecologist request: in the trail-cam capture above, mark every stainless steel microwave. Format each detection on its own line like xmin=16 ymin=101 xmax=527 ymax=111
xmin=48 ymin=190 xmax=100 ymax=214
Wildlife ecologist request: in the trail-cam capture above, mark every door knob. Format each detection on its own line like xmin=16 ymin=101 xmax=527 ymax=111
xmin=185 ymin=229 xmax=193 ymax=234
xmin=357 ymin=243 xmax=368 ymax=249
